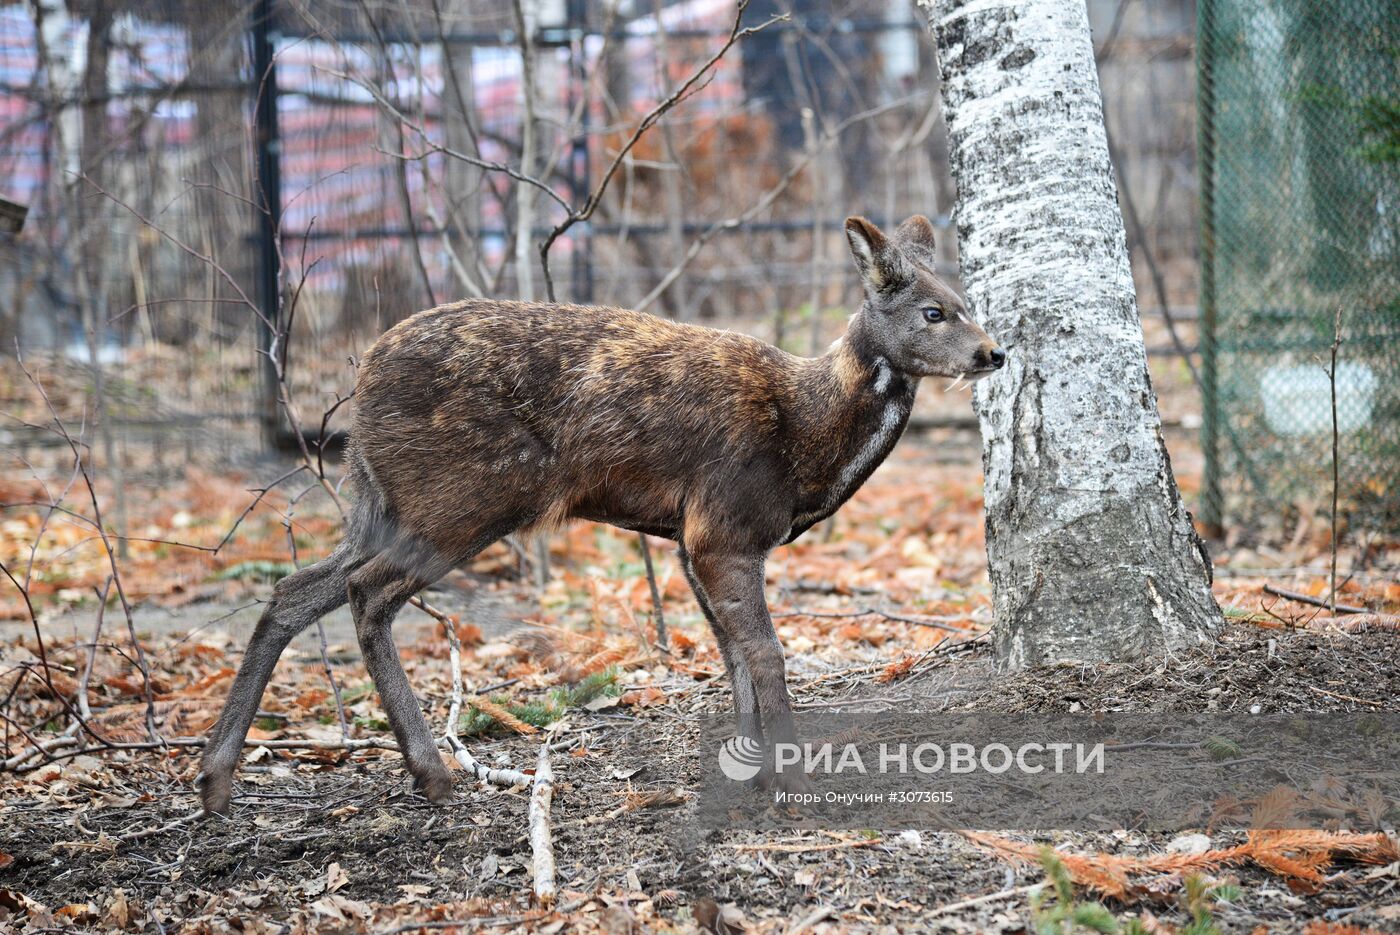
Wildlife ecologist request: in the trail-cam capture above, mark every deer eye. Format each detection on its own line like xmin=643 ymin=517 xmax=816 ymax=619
xmin=922 ymin=306 xmax=945 ymax=323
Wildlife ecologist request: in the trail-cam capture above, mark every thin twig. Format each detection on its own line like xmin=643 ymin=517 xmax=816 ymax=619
xmin=14 ymin=354 xmax=156 ymax=744
xmin=1307 ymin=686 xmax=1384 ymax=707
xmin=773 ymin=606 xmax=969 ymax=632
xmin=538 ymin=0 xmax=788 ymax=301
xmin=1328 ymin=307 xmax=1343 ymax=615
xmin=78 ymin=174 xmax=264 ymax=327
xmin=314 ymin=619 xmax=350 ymax=741
xmin=76 ymin=577 xmax=113 ymax=725
xmin=3 ymin=733 xmax=81 ymax=771
xmin=440 ymin=610 xmax=531 ymax=787
xmin=925 ymin=883 xmax=1044 ymax=919
xmin=1105 ymin=121 xmax=1202 ymax=389
xmin=11 ymin=735 xmax=401 ymax=772
xmin=634 ymin=97 xmax=915 ymax=313
xmin=317 ymin=66 xmax=570 ymax=214
xmin=116 ymin=810 xmax=204 ymax=842
xmin=638 ymin=533 xmax=668 ymax=650
xmin=726 ymin=833 xmax=883 ymax=854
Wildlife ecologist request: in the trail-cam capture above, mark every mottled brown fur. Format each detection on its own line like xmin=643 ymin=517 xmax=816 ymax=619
xmin=196 ymin=216 xmax=1003 ymax=813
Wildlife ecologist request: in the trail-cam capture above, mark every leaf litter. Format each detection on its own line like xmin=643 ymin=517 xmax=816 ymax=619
xmin=3 ymin=418 xmax=1398 ymax=931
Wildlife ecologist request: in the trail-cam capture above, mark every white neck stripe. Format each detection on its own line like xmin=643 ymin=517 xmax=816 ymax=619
xmin=873 ymin=357 xmax=892 ymax=394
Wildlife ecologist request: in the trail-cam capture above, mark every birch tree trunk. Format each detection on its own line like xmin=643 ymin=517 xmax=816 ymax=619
xmin=916 ymin=0 xmax=1220 ymax=667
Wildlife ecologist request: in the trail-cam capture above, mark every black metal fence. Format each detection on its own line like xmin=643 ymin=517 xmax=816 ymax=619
xmin=1 ymin=0 xmax=1203 ymax=494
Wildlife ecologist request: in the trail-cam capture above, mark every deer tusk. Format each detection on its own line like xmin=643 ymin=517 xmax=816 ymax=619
xmin=944 ymin=373 xmax=969 ymax=393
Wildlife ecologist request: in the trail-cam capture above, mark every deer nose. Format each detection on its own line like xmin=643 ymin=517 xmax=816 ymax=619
xmin=989 ymin=347 xmax=1007 ymax=369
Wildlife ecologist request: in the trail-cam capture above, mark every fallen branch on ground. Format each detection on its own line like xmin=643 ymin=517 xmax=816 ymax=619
xmin=773 ymin=606 xmax=969 ymax=632
xmin=1262 ymin=584 xmax=1366 ymax=615
xmin=925 ymin=883 xmax=1045 ymax=919
xmin=118 ymin=811 xmax=204 ymax=841
xmin=8 ymin=735 xmax=400 ymax=772
xmin=1304 ymin=613 xmax=1400 ymax=634
xmin=529 ymin=742 xmax=556 ymax=907
xmin=570 ymin=788 xmax=688 ymax=826
xmin=439 ymin=611 xmax=530 ymax=787
xmin=3 ymin=731 xmax=81 ymax=771
xmin=1306 ymin=685 xmax=1386 ymax=706
xmin=725 ymin=833 xmax=883 ymax=854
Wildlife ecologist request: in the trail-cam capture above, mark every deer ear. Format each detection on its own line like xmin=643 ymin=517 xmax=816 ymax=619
xmin=896 ymin=215 xmax=939 ymax=271
xmin=845 ymin=216 xmax=908 ymax=293
xmin=896 ymin=215 xmax=937 ymax=252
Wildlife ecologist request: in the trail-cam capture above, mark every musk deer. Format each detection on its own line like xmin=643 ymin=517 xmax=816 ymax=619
xmin=196 ymin=215 xmax=1004 ymax=813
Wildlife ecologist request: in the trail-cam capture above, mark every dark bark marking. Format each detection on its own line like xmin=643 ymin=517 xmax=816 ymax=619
xmin=999 ymin=47 xmax=1036 ymax=70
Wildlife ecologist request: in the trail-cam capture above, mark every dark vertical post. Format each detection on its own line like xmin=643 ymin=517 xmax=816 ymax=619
xmin=1196 ymin=0 xmax=1222 ymax=536
xmin=252 ymin=0 xmax=283 ymax=449
xmin=568 ymin=0 xmax=593 ymax=303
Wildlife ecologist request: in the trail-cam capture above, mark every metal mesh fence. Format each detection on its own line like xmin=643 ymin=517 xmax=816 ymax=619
xmin=1 ymin=0 xmax=1205 ymax=496
xmin=1198 ymin=0 xmax=1400 ymax=536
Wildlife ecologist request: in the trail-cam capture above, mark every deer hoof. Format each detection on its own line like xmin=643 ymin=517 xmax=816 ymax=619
xmin=414 ymin=771 xmax=454 ymax=804
xmin=774 ymin=768 xmax=816 ymax=797
xmin=195 ymin=770 xmax=233 ymax=816
xmin=749 ymin=764 xmax=815 ymax=797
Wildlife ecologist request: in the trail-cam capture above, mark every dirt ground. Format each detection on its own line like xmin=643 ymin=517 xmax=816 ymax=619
xmin=3 ymin=351 xmax=1397 ymax=933
xmin=4 ymin=621 xmax=1398 ymax=934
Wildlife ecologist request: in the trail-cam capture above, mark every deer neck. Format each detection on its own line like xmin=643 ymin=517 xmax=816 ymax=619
xmin=786 ymin=315 xmax=918 ymax=534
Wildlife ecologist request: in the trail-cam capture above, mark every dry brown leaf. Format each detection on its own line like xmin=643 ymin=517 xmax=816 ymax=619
xmin=1302 ymin=923 xmax=1390 ymax=935
xmin=293 ymin=687 xmax=330 ymax=708
xmin=619 ymin=686 xmax=667 ymax=708
xmin=620 ymin=788 xmax=686 ymax=811
xmin=104 ymin=889 xmax=131 ymax=929
xmin=693 ymin=897 xmax=749 ymax=934
xmin=559 ymin=648 xmax=626 ymax=683
xmin=325 ymin=862 xmax=349 ymax=894
xmin=877 ymin=654 xmax=917 ymax=683
xmin=310 ymin=893 xmax=373 ymax=921
xmin=55 ymin=901 xmax=99 ymax=922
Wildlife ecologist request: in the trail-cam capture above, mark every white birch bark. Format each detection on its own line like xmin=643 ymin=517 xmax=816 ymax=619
xmin=916 ymin=0 xmax=1220 ymax=666
xmin=528 ymin=743 xmax=556 ymax=906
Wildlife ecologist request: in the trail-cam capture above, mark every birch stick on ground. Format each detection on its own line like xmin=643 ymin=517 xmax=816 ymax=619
xmin=441 ymin=613 xmax=530 ymax=787
xmin=530 ymin=742 xmax=557 ymax=907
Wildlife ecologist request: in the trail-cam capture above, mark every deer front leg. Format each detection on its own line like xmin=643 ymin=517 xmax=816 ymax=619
xmin=679 ymin=546 xmax=763 ymax=750
xmin=687 ymin=549 xmax=813 ymax=795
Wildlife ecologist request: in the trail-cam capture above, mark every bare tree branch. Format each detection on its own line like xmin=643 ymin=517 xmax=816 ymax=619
xmin=538 ymin=0 xmax=788 ymax=301
xmin=635 ymin=98 xmax=914 ymax=313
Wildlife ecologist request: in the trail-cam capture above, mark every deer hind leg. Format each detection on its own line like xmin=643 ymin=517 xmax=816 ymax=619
xmin=345 ymin=548 xmax=453 ymax=802
xmin=687 ymin=548 xmax=813 ymax=795
xmin=343 ymin=510 xmax=530 ymax=803
xmin=679 ymin=546 xmax=762 ymax=747
xmin=197 ymin=544 xmax=360 ymax=814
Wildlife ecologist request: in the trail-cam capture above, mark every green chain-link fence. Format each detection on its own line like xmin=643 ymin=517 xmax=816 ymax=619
xmin=1198 ymin=0 xmax=1400 ymax=536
